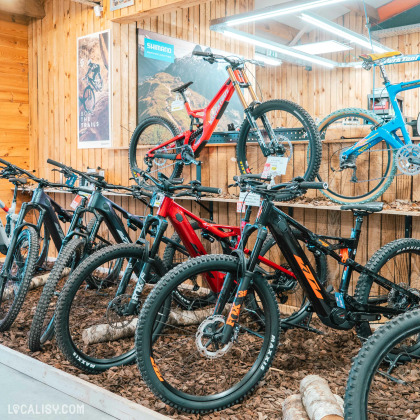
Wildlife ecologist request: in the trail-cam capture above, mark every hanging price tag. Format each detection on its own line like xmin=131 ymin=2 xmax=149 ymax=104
xmin=171 ymin=94 xmax=184 ymax=112
xmin=151 ymin=192 xmax=164 ymax=208
xmin=70 ymin=195 xmax=83 ymax=210
xmin=236 ymin=191 xmax=261 ymax=213
xmin=261 ymin=156 xmax=288 ymax=178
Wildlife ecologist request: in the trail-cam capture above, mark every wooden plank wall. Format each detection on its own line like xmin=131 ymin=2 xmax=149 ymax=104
xmin=0 ymin=14 xmax=30 ymax=222
xmin=27 ymin=2 xmax=420 ymax=289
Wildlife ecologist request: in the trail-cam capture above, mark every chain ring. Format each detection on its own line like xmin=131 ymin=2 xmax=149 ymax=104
xmin=396 ymin=144 xmax=420 ymax=175
xmin=196 ymin=315 xmax=233 ymax=359
xmin=106 ymin=294 xmax=136 ymax=329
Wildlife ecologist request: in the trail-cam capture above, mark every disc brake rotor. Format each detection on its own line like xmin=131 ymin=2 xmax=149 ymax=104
xmin=196 ymin=315 xmax=233 ymax=359
xmin=396 ymin=144 xmax=420 ymax=175
xmin=106 ymin=294 xmax=136 ymax=329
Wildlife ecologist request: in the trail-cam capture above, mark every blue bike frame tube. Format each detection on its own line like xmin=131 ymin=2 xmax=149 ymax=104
xmin=342 ymin=75 xmax=420 ymax=159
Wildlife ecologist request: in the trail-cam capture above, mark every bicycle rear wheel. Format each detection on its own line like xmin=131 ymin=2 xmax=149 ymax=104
xmin=317 ymin=108 xmax=396 ymax=204
xmin=136 ymin=254 xmax=280 ymax=413
xmin=236 ymin=100 xmax=321 ymax=201
xmin=129 ymin=116 xmax=184 ymax=188
xmin=354 ymin=238 xmax=420 ymax=343
xmin=345 ymin=309 xmax=420 ymax=419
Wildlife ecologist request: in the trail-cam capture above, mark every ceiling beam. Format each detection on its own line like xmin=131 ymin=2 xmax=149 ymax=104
xmin=343 ymin=2 xmax=379 ymax=23
xmin=256 ymin=19 xmax=300 ymax=44
xmin=0 ymin=0 xmax=45 ymax=19
xmin=112 ymin=0 xmax=203 ymax=23
xmin=378 ymin=0 xmax=420 ymax=22
xmin=71 ymin=0 xmax=101 ymax=7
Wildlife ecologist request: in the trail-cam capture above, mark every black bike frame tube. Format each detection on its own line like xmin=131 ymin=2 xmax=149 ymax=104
xmin=263 ymin=202 xmax=334 ymax=317
xmin=28 ymin=188 xmax=66 ymax=250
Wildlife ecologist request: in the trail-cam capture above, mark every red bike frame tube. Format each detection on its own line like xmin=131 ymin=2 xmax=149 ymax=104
xmin=156 ymin=195 xmax=295 ymax=292
xmin=0 ymin=199 xmax=9 ymax=213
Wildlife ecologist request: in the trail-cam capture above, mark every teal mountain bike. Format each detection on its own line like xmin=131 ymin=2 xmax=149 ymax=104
xmin=317 ymin=51 xmax=420 ymax=204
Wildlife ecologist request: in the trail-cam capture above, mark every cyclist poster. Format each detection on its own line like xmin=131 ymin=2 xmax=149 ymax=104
xmin=77 ymin=30 xmax=111 ymax=149
xmin=137 ymin=29 xmax=244 ymax=144
xmin=110 ymin=0 xmax=134 ymax=11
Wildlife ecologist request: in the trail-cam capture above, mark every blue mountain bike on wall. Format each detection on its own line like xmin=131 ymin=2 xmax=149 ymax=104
xmin=317 ymin=51 xmax=420 ymax=204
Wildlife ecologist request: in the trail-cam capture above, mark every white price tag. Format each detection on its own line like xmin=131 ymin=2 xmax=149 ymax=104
xmin=236 ymin=191 xmax=261 ymax=212
xmin=171 ymin=95 xmax=184 ymax=112
xmin=152 ymin=193 xmax=164 ymax=208
xmin=261 ymin=156 xmax=288 ymax=178
xmin=70 ymin=195 xmax=83 ymax=210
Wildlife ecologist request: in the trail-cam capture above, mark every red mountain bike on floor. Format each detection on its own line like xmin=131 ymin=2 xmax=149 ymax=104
xmin=129 ymin=51 xmax=321 ymax=201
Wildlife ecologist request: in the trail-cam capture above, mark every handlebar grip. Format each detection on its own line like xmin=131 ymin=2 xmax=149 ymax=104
xmin=196 ymin=186 xmax=222 ymax=194
xmin=47 ymin=159 xmax=66 ymax=169
xmin=192 ymin=51 xmax=212 ymax=57
xmin=140 ymin=190 xmax=153 ymax=198
xmin=298 ymin=182 xmax=328 ymax=190
xmin=75 ymin=186 xmax=94 ymax=194
xmin=0 ymin=158 xmax=11 ymax=166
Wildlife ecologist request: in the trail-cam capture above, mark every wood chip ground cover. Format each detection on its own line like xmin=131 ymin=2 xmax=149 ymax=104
xmin=0 ymin=281 xmax=412 ymax=419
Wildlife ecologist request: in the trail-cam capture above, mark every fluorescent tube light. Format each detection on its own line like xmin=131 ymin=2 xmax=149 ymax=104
xmin=226 ymin=0 xmax=347 ymax=26
xmin=301 ymin=13 xmax=390 ymax=53
xmin=223 ymin=29 xmax=336 ymax=68
xmin=255 ymin=53 xmax=282 ymax=66
xmin=293 ymin=40 xmax=352 ymax=55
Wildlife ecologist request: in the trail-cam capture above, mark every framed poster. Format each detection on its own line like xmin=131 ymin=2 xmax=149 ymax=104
xmin=110 ymin=0 xmax=134 ymax=11
xmin=137 ymin=29 xmax=244 ymax=145
xmin=77 ymin=30 xmax=111 ymax=149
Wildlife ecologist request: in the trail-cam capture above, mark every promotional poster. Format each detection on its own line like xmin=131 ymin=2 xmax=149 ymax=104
xmin=110 ymin=0 xmax=134 ymax=11
xmin=77 ymin=30 xmax=111 ymax=149
xmin=137 ymin=29 xmax=244 ymax=145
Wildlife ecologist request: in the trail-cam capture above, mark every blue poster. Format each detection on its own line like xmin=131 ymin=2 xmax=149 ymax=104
xmin=144 ymin=38 xmax=174 ymax=63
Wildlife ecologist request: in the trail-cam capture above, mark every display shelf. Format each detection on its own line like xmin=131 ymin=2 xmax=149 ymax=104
xmin=19 ymin=187 xmax=420 ymax=217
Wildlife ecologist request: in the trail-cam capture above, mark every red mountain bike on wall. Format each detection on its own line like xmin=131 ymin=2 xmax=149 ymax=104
xmin=129 ymin=51 xmax=322 ymax=201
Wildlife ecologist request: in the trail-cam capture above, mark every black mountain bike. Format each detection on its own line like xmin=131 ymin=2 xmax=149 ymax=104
xmin=135 ymin=175 xmax=420 ymax=413
xmin=28 ymin=159 xmax=150 ymax=351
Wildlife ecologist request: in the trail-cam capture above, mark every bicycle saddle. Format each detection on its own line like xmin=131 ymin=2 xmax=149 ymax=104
xmin=340 ymin=202 xmax=383 ymax=214
xmin=171 ymin=81 xmax=193 ymax=93
xmin=359 ymin=51 xmax=401 ymax=63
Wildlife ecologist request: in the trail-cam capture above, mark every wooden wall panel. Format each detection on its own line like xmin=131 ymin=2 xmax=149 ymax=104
xmin=26 ymin=2 xmax=420 ymax=291
xmin=0 ymin=16 xmax=29 ymax=222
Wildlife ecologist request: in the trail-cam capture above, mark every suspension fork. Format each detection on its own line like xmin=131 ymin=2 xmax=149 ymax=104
xmin=125 ymin=217 xmax=169 ymax=314
xmin=220 ymin=226 xmax=268 ymax=345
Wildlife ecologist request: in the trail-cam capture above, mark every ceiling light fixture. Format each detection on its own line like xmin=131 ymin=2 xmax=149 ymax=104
xmin=255 ymin=53 xmax=282 ymax=66
xmin=225 ymin=0 xmax=347 ymax=26
xmin=293 ymin=40 xmax=352 ymax=55
xmin=223 ymin=29 xmax=336 ymax=68
xmin=300 ymin=13 xmax=392 ymax=53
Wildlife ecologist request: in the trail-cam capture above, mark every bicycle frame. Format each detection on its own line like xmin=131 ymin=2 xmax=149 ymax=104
xmin=343 ymin=54 xmax=420 ymax=159
xmin=218 ymin=198 xmax=420 ymax=343
xmin=146 ymin=66 xmax=259 ymax=161
xmin=120 ymin=192 xmax=287 ymax=313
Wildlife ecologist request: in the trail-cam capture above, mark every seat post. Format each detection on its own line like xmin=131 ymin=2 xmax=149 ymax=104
xmin=378 ymin=63 xmax=390 ymax=85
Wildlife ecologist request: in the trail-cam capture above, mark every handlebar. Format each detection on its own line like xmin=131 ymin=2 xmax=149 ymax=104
xmin=195 ymin=185 xmax=222 ymax=194
xmin=192 ymin=51 xmax=265 ymax=67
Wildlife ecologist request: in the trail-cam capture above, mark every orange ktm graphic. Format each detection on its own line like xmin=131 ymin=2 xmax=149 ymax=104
xmin=294 ymin=255 xmax=323 ymax=299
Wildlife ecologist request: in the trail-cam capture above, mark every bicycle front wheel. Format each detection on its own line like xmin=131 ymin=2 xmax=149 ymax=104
xmin=345 ymin=309 xmax=420 ymax=419
xmin=317 ymin=108 xmax=396 ymax=204
xmin=136 ymin=254 xmax=280 ymax=414
xmin=55 ymin=243 xmax=165 ymax=373
xmin=0 ymin=226 xmax=39 ymax=331
xmin=236 ymin=100 xmax=321 ymax=201
xmin=129 ymin=116 xmax=184 ymax=188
